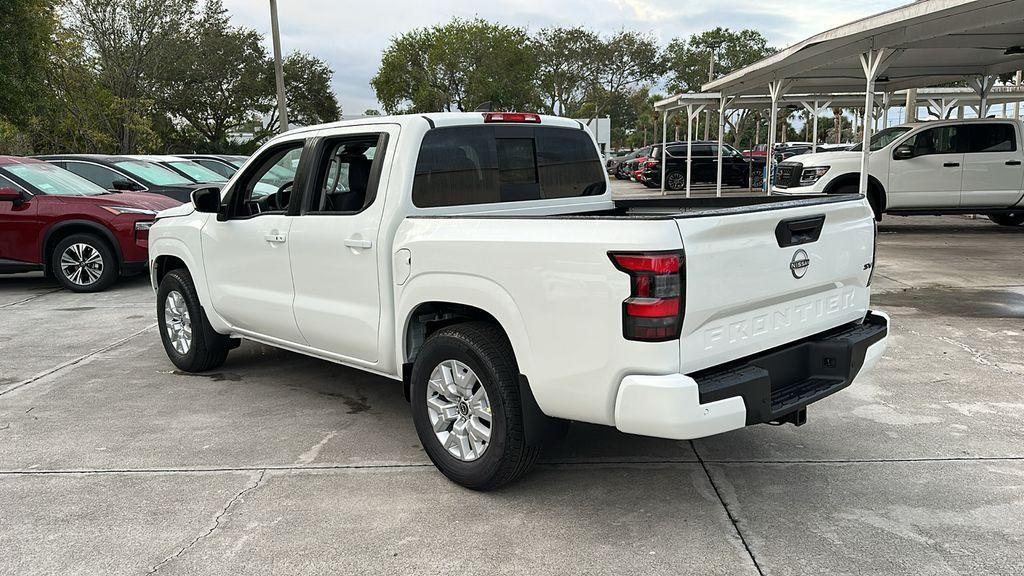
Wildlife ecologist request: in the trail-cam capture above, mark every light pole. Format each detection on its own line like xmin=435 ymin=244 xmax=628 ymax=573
xmin=270 ymin=0 xmax=289 ymax=133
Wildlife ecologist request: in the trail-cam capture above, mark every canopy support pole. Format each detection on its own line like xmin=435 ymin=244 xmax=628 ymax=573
xmin=765 ymin=79 xmax=791 ymax=195
xmin=660 ymin=109 xmax=668 ymax=195
xmin=801 ymin=99 xmax=831 ymax=153
xmin=858 ymin=48 xmax=887 ymax=196
xmin=715 ymin=96 xmax=734 ymax=197
xmin=969 ymin=75 xmax=995 ymax=118
xmin=684 ymin=103 xmax=706 ymax=198
xmin=880 ymin=92 xmax=892 ymax=129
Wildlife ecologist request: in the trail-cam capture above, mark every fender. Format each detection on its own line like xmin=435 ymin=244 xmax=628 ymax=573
xmin=41 ymin=218 xmax=123 ymax=265
xmin=149 ymin=234 xmax=230 ymax=334
xmin=396 ymin=272 xmax=536 ymax=383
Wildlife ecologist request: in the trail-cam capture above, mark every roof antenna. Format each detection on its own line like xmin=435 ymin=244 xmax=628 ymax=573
xmin=474 ymin=101 xmax=493 ymax=112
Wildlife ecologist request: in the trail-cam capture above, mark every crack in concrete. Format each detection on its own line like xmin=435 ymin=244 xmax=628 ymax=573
xmin=691 ymin=441 xmax=766 ymax=576
xmin=0 ymin=323 xmax=156 ymax=398
xmin=0 ymin=455 xmax=1022 ymax=477
xmin=147 ymin=469 xmax=265 ymax=574
xmin=0 ymin=288 xmax=63 ymax=309
xmin=904 ymin=327 xmax=1019 ymax=376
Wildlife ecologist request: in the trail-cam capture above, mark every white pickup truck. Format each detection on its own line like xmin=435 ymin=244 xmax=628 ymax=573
xmin=149 ymin=112 xmax=889 ymax=489
xmin=772 ymin=118 xmax=1024 ymax=226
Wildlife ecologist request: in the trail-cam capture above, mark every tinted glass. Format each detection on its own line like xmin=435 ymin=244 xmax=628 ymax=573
xmin=64 ymin=162 xmax=122 ymax=189
xmin=966 ymin=124 xmax=1016 ymax=153
xmin=850 ymin=126 xmax=912 ymax=151
xmin=313 ymin=135 xmax=381 ymax=212
xmin=114 ymin=161 xmax=192 ymax=186
xmin=0 ymin=173 xmax=27 ymax=193
xmin=902 ymin=126 xmax=960 ymax=156
xmin=6 ymin=163 xmax=110 ymax=196
xmin=412 ymin=125 xmax=605 ymax=208
xmin=167 ymin=161 xmax=228 ymax=182
xmin=194 ymin=159 xmax=237 ymax=178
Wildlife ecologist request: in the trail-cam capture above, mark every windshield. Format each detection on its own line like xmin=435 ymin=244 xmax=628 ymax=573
xmin=4 ymin=163 xmax=109 ymax=196
xmin=850 ymin=127 xmax=912 ymax=152
xmin=113 ymin=161 xmax=192 ymax=186
xmin=166 ymin=161 xmax=227 ymax=183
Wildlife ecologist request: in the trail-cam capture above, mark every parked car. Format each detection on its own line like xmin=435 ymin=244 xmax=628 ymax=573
xmin=0 ymin=156 xmax=179 ymax=292
xmin=36 ymin=154 xmax=206 ymax=203
xmin=621 ymin=145 xmax=654 ymax=181
xmin=179 ymin=154 xmax=249 ymax=179
xmin=127 ymin=155 xmax=229 ymax=185
xmin=642 ymin=141 xmax=752 ymax=190
xmin=772 ymin=118 xmax=1024 ymax=224
xmin=149 ymin=112 xmax=888 ymax=489
xmin=606 ymin=149 xmax=640 ymax=179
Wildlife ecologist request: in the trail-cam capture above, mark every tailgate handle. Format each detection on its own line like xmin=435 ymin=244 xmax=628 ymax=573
xmin=775 ymin=215 xmax=826 ymax=247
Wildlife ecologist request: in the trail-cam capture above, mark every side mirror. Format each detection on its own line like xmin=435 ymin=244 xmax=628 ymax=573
xmin=0 ymin=187 xmax=22 ymax=203
xmin=112 ymin=179 xmax=142 ymax=191
xmin=191 ymin=186 xmax=221 ymax=213
xmin=893 ymin=145 xmax=914 ymax=160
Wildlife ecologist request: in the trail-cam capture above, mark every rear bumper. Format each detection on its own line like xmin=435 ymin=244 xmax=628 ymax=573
xmin=614 ymin=310 xmax=889 ymax=440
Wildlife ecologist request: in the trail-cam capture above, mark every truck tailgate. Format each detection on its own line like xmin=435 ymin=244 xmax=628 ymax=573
xmin=676 ymin=197 xmax=875 ymax=373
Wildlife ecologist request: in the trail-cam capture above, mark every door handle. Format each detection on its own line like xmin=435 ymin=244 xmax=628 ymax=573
xmin=344 ymin=238 xmax=372 ymax=249
xmin=1007 ymin=160 xmax=1022 ymax=166
xmin=264 ymin=233 xmax=287 ymax=244
xmin=943 ymin=162 xmax=960 ymax=168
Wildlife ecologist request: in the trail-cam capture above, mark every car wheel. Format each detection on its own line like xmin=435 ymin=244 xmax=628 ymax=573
xmin=666 ymin=171 xmax=686 ymax=191
xmin=410 ymin=322 xmax=540 ymax=490
xmin=832 ymin=182 xmax=882 ymax=221
xmin=988 ymin=213 xmax=1024 ymax=226
xmin=51 ymin=233 xmax=118 ymax=293
xmin=157 ymin=268 xmax=234 ymax=372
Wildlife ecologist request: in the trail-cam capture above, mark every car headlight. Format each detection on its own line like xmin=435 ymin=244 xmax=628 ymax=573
xmin=134 ymin=221 xmax=154 ymax=231
xmin=101 ymin=206 xmax=158 ymax=216
xmin=799 ymin=166 xmax=830 ymax=185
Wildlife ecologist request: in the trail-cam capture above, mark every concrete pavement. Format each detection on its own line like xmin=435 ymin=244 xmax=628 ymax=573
xmin=1 ymin=206 xmax=1023 ymax=575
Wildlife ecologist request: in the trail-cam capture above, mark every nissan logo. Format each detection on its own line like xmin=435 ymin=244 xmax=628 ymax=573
xmin=790 ymin=249 xmax=810 ymax=279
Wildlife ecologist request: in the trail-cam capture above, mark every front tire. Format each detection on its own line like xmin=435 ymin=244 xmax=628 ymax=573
xmin=51 ymin=233 xmax=117 ymax=293
xmin=410 ymin=322 xmax=540 ymax=490
xmin=988 ymin=213 xmax=1024 ymax=226
xmin=157 ymin=268 xmax=233 ymax=372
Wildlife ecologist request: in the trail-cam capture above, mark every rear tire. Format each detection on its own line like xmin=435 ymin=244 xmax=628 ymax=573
xmin=410 ymin=322 xmax=540 ymax=490
xmin=51 ymin=233 xmax=118 ymax=293
xmin=157 ymin=268 xmax=233 ymax=372
xmin=988 ymin=213 xmax=1024 ymax=226
xmin=665 ymin=171 xmax=686 ymax=191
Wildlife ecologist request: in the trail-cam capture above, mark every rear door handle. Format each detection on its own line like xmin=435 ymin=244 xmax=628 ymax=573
xmin=264 ymin=233 xmax=287 ymax=244
xmin=344 ymin=238 xmax=372 ymax=249
xmin=1007 ymin=160 xmax=1022 ymax=166
xmin=943 ymin=162 xmax=960 ymax=167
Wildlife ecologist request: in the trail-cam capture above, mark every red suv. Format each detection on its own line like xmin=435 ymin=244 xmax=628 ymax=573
xmin=0 ymin=156 xmax=181 ymax=292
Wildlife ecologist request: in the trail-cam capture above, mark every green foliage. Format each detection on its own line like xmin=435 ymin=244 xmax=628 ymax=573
xmin=372 ymin=18 xmax=539 ymax=113
xmin=533 ymin=27 xmax=602 ymax=116
xmin=0 ymin=0 xmax=55 ymax=127
xmin=666 ymin=27 xmax=774 ymax=93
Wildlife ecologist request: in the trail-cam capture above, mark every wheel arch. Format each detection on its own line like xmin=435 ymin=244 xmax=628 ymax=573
xmin=823 ymin=172 xmax=887 ymax=213
xmin=42 ymin=219 xmax=122 ymax=270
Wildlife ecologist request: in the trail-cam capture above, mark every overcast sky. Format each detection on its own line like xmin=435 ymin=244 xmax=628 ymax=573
xmin=222 ymin=0 xmax=906 ymax=116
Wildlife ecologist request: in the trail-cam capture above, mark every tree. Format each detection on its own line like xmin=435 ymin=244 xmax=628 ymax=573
xmin=63 ymin=0 xmax=198 ymax=153
xmin=363 ymin=109 xmax=381 ymax=116
xmin=157 ymin=0 xmax=268 ymax=152
xmin=587 ymin=31 xmax=664 ymax=121
xmin=533 ymin=27 xmax=601 ymax=116
xmin=665 ymin=28 xmax=773 ymax=94
xmin=254 ymin=51 xmax=341 ymax=140
xmin=0 ymin=0 xmax=55 ymax=128
xmin=372 ymin=18 xmax=538 ymax=114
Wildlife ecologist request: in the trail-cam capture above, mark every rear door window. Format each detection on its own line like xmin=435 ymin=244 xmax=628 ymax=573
xmin=965 ymin=123 xmax=1017 ymax=153
xmin=412 ymin=125 xmax=605 ymax=208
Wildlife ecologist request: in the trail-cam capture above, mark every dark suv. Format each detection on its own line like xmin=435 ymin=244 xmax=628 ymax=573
xmin=0 ymin=157 xmax=180 ymax=292
xmin=642 ymin=141 xmax=751 ymax=191
xmin=36 ymin=155 xmax=205 ymax=203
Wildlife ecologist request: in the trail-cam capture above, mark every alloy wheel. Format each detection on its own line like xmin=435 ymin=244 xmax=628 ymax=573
xmin=164 ymin=290 xmax=193 ymax=355
xmin=59 ymin=243 xmax=104 ymax=286
xmin=425 ymin=359 xmax=492 ymax=462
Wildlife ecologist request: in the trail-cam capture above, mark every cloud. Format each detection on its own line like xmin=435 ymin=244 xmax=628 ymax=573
xmin=222 ymin=0 xmax=906 ymax=116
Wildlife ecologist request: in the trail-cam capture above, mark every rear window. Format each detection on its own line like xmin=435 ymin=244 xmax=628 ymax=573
xmin=412 ymin=125 xmax=606 ymax=208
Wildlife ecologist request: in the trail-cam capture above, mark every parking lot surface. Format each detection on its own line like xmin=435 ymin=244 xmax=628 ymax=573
xmin=2 ymin=195 xmax=1023 ymax=574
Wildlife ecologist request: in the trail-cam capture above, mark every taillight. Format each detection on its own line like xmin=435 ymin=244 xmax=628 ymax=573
xmin=645 ymin=160 xmax=658 ymax=168
xmin=483 ymin=112 xmax=541 ymax=123
xmin=609 ymin=250 xmax=685 ymax=341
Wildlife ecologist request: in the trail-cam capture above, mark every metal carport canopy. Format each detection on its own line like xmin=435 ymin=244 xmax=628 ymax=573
xmin=701 ymin=0 xmax=1024 ymax=199
xmin=703 ymin=0 xmax=1024 ymax=96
